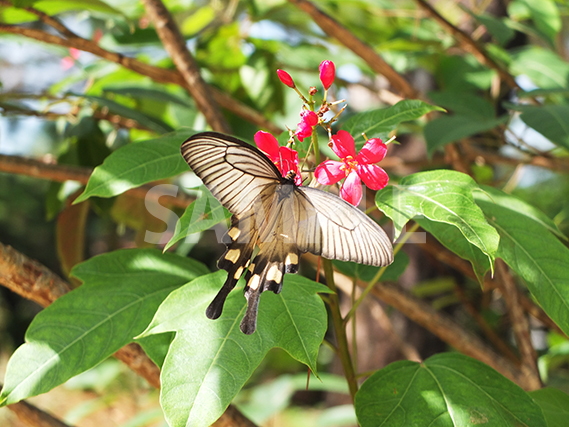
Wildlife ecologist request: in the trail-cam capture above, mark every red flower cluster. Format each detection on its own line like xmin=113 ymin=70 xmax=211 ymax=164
xmin=258 ymin=60 xmax=389 ymax=206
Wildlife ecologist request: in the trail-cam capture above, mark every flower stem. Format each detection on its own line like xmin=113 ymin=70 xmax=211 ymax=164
xmin=322 ymin=258 xmax=358 ymax=402
xmin=343 ymin=222 xmax=420 ymax=323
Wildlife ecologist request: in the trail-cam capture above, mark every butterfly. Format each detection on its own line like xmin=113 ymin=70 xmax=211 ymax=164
xmin=181 ymin=132 xmax=393 ymax=334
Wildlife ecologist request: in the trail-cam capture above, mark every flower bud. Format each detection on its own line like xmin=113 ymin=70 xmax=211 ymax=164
xmin=319 ymin=60 xmax=335 ymax=90
xmin=276 ymin=69 xmax=295 ymax=88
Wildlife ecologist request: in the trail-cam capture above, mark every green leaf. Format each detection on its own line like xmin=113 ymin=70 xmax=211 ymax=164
xmin=508 ymin=104 xmax=569 ymax=151
xmin=342 ymin=100 xmax=443 ymax=145
xmin=529 ymin=388 xmax=569 ymax=427
xmin=165 ymin=187 xmax=231 ymax=251
xmin=1 ymin=0 xmax=126 ymax=23
xmin=333 ymin=251 xmax=409 ymax=283
xmin=376 ymin=170 xmax=499 ymax=271
xmin=102 ymin=87 xmax=193 ymax=107
xmin=139 ymin=272 xmax=331 ymax=427
xmin=424 ymin=115 xmax=508 ymax=156
xmin=427 ymin=91 xmax=495 ymax=119
xmin=75 ymin=130 xmax=194 ymax=203
xmin=475 ymin=190 xmax=569 ymax=336
xmin=355 ymin=353 xmax=547 ymax=427
xmin=472 ymin=14 xmax=515 ymax=46
xmin=0 ymin=249 xmax=208 ymax=406
xmin=510 ymin=47 xmax=569 ymax=89
xmin=417 ymin=218 xmax=491 ymax=283
xmin=513 ymin=0 xmax=561 ymax=45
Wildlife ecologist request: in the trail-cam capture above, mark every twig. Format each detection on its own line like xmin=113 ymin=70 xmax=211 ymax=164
xmin=414 ymin=0 xmax=520 ymax=90
xmin=287 ymin=0 xmax=419 ymax=99
xmin=453 ymin=283 xmax=520 ymax=365
xmin=0 ymin=154 xmax=193 ymax=209
xmin=322 ymin=258 xmax=358 ymax=402
xmin=0 ymin=0 xmax=77 ymax=38
xmin=495 ymin=260 xmax=541 ymax=390
xmin=140 ymin=0 xmax=231 ymax=133
xmin=0 ymin=24 xmax=280 ymax=134
xmin=368 ymin=281 xmax=535 ymax=389
xmin=0 ymin=242 xmax=257 ymax=427
xmin=1 ymin=387 xmax=74 ymax=427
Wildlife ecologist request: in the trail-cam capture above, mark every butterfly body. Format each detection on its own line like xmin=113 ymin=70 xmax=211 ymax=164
xmin=181 ymin=132 xmax=393 ymax=334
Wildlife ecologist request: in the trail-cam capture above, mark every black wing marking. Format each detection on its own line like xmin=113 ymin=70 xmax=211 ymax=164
xmin=294 ymin=186 xmax=393 ymax=267
xmin=181 ymin=132 xmax=283 ymax=217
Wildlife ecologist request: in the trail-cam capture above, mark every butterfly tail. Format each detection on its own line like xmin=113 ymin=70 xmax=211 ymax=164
xmin=207 ymin=220 xmax=256 ymax=320
xmin=240 ymin=244 xmax=299 ymax=334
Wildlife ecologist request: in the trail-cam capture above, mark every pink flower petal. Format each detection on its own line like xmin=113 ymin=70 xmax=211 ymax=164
xmin=254 ymin=131 xmax=280 ymax=160
xmin=331 ymin=130 xmax=356 ymax=159
xmin=357 ymin=164 xmax=389 ymax=190
xmin=319 ymin=60 xmax=335 ymax=90
xmin=357 ymin=138 xmax=387 ymax=164
xmin=302 ymin=110 xmax=318 ymax=126
xmin=277 ymin=69 xmax=295 ymax=88
xmin=315 ymin=160 xmax=345 ymax=185
xmin=295 ymin=121 xmax=313 ymax=142
xmin=340 ymin=172 xmax=362 ymax=206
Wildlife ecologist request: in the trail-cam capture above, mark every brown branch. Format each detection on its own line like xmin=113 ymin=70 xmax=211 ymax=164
xmin=0 ymin=24 xmax=280 ymax=134
xmin=414 ymin=0 xmax=519 ymax=90
xmin=453 ymin=283 xmax=520 ymax=365
xmin=1 ymin=388 xmax=74 ymax=427
xmin=140 ymin=0 xmax=231 ymax=133
xmin=287 ymin=0 xmax=419 ymax=99
xmin=368 ymin=281 xmax=535 ymax=389
xmin=0 ymin=154 xmax=193 ymax=209
xmin=495 ymin=260 xmax=541 ymax=390
xmin=0 ymin=0 xmax=77 ymax=38
xmin=1 ymin=103 xmax=152 ymax=131
xmin=0 ymin=242 xmax=256 ymax=427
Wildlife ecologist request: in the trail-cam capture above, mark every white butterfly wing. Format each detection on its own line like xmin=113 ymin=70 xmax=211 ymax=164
xmin=295 ymin=186 xmax=393 ymax=267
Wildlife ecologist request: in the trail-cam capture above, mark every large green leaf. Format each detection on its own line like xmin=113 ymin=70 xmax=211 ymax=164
xmin=375 ymin=170 xmax=499 ymax=269
xmin=355 ymin=353 xmax=546 ymax=427
xmin=139 ymin=271 xmax=331 ymax=427
xmin=510 ymin=47 xmax=569 ymax=89
xmin=475 ymin=190 xmax=569 ymax=336
xmin=1 ymin=0 xmax=125 ymax=23
xmin=529 ymin=388 xmax=569 ymax=427
xmin=342 ymin=100 xmax=443 ymax=146
xmin=0 ymin=249 xmax=208 ymax=406
xmin=75 ymin=130 xmax=194 ymax=203
xmin=164 ymin=187 xmax=231 ymax=251
xmin=507 ymin=104 xmax=569 ymax=151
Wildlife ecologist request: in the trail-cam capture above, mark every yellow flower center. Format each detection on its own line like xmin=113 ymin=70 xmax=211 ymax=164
xmin=340 ymin=156 xmax=358 ymax=177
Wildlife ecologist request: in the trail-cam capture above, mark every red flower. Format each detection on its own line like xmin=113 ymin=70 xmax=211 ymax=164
xmin=277 ymin=69 xmax=295 ymax=88
xmin=319 ymin=60 xmax=335 ymax=90
xmin=254 ymin=131 xmax=302 ymax=185
xmin=295 ymin=110 xmax=318 ymax=142
xmin=315 ymin=130 xmax=388 ymax=205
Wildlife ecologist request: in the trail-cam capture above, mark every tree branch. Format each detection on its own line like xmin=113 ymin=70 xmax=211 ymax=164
xmin=0 ymin=154 xmax=193 ymax=209
xmin=414 ymin=0 xmax=520 ymax=90
xmin=140 ymin=0 xmax=231 ymax=133
xmin=0 ymin=24 xmax=280 ymax=134
xmin=495 ymin=260 xmax=541 ymax=390
xmin=0 ymin=242 xmax=257 ymax=427
xmin=1 ymin=388 xmax=74 ymax=427
xmin=287 ymin=0 xmax=419 ymax=99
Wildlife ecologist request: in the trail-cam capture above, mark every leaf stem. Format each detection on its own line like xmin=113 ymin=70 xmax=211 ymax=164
xmin=322 ymin=258 xmax=358 ymax=402
xmin=344 ymin=222 xmax=420 ymax=323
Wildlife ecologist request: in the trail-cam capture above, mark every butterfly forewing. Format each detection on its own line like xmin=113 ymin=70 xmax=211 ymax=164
xmin=181 ymin=131 xmax=393 ymax=334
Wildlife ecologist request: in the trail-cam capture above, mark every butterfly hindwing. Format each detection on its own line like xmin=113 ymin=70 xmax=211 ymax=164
xmin=294 ymin=186 xmax=393 ymax=267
